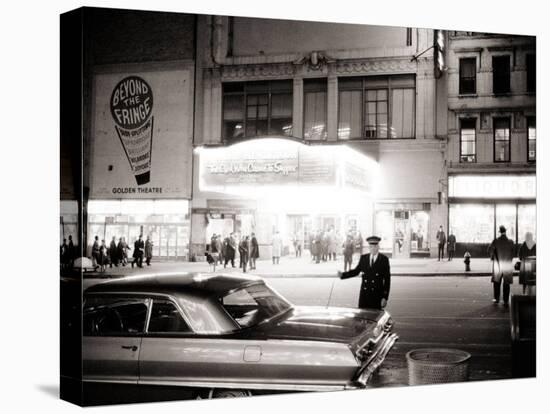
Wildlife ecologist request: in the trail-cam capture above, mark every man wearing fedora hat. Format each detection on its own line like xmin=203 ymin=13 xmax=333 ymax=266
xmin=488 ymin=225 xmax=515 ymax=305
xmin=337 ymin=235 xmax=391 ymax=310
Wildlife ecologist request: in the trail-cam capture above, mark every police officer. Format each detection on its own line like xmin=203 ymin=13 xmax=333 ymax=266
xmin=337 ymin=235 xmax=391 ymax=310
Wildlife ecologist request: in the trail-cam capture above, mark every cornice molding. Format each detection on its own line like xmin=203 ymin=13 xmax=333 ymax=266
xmin=219 ymin=57 xmax=419 ymax=81
xmin=335 ymin=58 xmax=417 ymax=75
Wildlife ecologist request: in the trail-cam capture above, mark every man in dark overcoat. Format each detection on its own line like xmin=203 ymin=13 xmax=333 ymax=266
xmin=338 ymin=236 xmax=391 ymax=310
xmin=132 ymin=234 xmax=145 ymax=268
xmin=224 ymin=233 xmax=236 ymax=268
xmin=488 ymin=225 xmax=514 ymax=305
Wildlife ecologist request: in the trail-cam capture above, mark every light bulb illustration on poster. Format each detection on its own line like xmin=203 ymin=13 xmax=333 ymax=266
xmin=110 ymin=76 xmax=154 ymax=185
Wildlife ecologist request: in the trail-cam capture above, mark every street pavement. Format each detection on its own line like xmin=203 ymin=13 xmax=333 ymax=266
xmin=79 ymin=255 xmax=529 ymax=389
xmin=81 ymin=254 xmax=497 ymax=281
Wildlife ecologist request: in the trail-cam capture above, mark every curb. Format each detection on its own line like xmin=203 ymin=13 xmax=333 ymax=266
xmin=81 ymin=272 xmax=492 ymax=279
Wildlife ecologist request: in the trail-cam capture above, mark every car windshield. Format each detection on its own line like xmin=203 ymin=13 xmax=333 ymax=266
xmin=220 ymin=283 xmax=292 ymax=329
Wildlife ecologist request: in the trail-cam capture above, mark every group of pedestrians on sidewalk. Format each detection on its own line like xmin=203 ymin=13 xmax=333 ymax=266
xmin=90 ymin=234 xmax=154 ymax=272
xmin=207 ymin=232 xmax=259 ymax=273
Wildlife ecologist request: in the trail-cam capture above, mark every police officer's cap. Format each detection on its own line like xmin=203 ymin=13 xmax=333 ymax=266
xmin=366 ymin=236 xmax=381 ymax=245
xmin=499 ymin=225 xmax=507 ymax=233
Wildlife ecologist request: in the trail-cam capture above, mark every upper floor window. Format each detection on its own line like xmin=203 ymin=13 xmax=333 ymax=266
xmin=493 ymin=118 xmax=511 ymax=162
xmin=303 ymin=79 xmax=327 ymax=141
xmin=459 ymin=119 xmax=476 ymax=163
xmin=527 ymin=117 xmax=536 ymax=162
xmin=459 ymin=58 xmax=476 ymax=94
xmin=526 ymin=54 xmax=536 ymax=93
xmin=222 ymin=80 xmax=293 ymax=140
xmin=492 ymin=55 xmax=511 ymax=94
xmin=338 ymin=75 xmax=415 ymax=140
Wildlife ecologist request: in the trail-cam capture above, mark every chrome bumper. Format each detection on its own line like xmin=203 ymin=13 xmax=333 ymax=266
xmin=352 ymin=332 xmax=399 ymax=387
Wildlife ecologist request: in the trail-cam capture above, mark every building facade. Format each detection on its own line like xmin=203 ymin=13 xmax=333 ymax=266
xmin=191 ymin=16 xmax=448 ymax=260
xmin=61 ymin=8 xmax=197 ymax=260
xmin=445 ymin=31 xmax=536 ymax=257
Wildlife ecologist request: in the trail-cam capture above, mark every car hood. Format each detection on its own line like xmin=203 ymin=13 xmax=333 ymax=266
xmin=263 ymin=306 xmax=383 ymax=344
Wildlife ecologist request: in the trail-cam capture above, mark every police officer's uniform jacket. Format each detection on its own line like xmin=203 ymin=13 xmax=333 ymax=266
xmin=341 ymin=253 xmax=391 ymax=310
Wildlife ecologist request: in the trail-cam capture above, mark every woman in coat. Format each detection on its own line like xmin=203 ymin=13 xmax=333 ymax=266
xmin=488 ymin=225 xmax=515 ymax=305
xmin=145 ymin=235 xmax=154 ymax=266
xmin=98 ymin=239 xmax=109 ymax=272
xmin=249 ymin=233 xmax=259 ymax=270
xmin=239 ymin=236 xmax=250 ymax=273
xmin=518 ymin=232 xmax=536 ymax=294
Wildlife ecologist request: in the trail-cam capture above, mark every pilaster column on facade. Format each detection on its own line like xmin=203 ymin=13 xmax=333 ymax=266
xmin=415 ymin=59 xmax=436 ymax=140
xmin=327 ymin=75 xmax=338 ymax=141
xmin=211 ymin=68 xmax=223 ymax=142
xmin=293 ymin=77 xmax=304 ymax=139
xmin=202 ymin=68 xmax=223 ymax=144
xmin=190 ymin=212 xmax=207 ymax=260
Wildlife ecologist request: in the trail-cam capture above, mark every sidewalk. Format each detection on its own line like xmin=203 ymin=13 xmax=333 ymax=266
xmin=82 ymin=255 xmax=495 ymax=279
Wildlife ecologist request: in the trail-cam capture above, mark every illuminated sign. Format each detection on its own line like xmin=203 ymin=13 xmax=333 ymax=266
xmin=448 ymin=175 xmax=536 ymax=199
xmin=197 ymin=139 xmax=378 ymax=194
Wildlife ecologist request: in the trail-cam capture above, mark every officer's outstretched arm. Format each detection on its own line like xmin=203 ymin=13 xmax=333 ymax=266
xmin=340 ymin=256 xmax=364 ymax=280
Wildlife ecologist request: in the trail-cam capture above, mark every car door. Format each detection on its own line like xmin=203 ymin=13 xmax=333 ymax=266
xmin=83 ymin=295 xmax=149 ymax=384
xmin=139 ymin=292 xmax=259 ymax=385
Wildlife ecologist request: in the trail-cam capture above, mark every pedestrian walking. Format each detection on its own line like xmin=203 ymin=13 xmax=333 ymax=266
xmin=109 ymin=236 xmax=118 ymax=267
xmin=132 ymin=235 xmax=145 ymax=268
xmin=518 ymin=232 xmax=536 ymax=294
xmin=116 ymin=237 xmax=124 ymax=266
xmin=67 ymin=235 xmax=75 ymax=268
xmin=91 ymin=235 xmax=100 ymax=270
xmin=328 ymin=229 xmax=337 ymax=261
xmin=215 ymin=235 xmax=223 ymax=265
xmin=488 ymin=225 xmax=514 ymax=305
xmin=122 ymin=237 xmax=130 ymax=266
xmin=239 ymin=236 xmax=250 ymax=273
xmin=249 ymin=232 xmax=259 ymax=270
xmin=272 ymin=231 xmax=282 ymax=264
xmin=293 ymin=233 xmax=303 ymax=258
xmin=60 ymin=238 xmax=69 ymax=269
xmin=145 ymin=235 xmax=153 ymax=266
xmin=321 ymin=231 xmax=329 ymax=261
xmin=447 ymin=231 xmax=456 ymax=261
xmin=313 ymin=231 xmax=321 ymax=264
xmin=99 ymin=239 xmax=108 ymax=272
xmin=343 ymin=234 xmax=354 ymax=272
xmin=338 ymin=236 xmax=391 ymax=310
xmin=224 ymin=233 xmax=236 ymax=268
xmin=436 ymin=225 xmax=446 ymax=261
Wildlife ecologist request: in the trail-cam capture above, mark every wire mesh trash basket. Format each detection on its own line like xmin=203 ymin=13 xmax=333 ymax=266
xmin=406 ymin=348 xmax=471 ymax=385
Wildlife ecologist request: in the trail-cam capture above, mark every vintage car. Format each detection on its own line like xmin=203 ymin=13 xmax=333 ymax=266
xmin=82 ymin=273 xmax=398 ymax=398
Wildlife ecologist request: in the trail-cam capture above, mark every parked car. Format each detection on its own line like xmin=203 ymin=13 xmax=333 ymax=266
xmin=82 ymin=273 xmax=398 ymax=399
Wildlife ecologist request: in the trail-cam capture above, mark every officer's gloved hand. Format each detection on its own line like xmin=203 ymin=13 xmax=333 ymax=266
xmin=381 ymin=298 xmax=387 ymax=308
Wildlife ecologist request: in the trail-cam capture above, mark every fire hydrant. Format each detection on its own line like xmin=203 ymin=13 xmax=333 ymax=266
xmin=464 ymin=251 xmax=471 ymax=272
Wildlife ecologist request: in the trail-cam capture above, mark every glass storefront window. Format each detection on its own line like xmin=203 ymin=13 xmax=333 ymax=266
xmin=87 ymin=200 xmax=190 ymax=259
xmin=375 ymin=210 xmax=393 ymax=252
xmin=518 ymin=204 xmax=536 ymax=242
xmin=60 ymin=200 xmax=79 ymax=245
xmin=495 ymin=204 xmax=516 ymax=243
xmin=410 ymin=211 xmax=429 ymax=251
xmin=449 ymin=204 xmax=494 ymax=243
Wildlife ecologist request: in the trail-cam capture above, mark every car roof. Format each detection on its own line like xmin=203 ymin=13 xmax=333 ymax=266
xmin=85 ymin=272 xmax=264 ymax=298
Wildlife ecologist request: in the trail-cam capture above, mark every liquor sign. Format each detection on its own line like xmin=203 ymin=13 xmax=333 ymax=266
xmin=91 ymin=66 xmax=194 ymax=199
xmin=449 ymin=175 xmax=536 ymax=199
